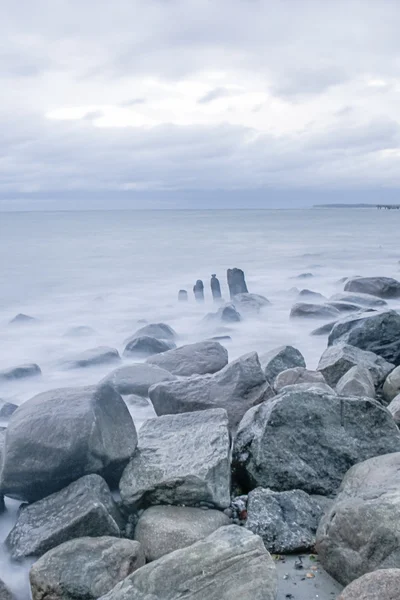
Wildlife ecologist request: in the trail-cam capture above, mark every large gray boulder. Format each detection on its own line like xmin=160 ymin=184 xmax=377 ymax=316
xmin=29 ymin=537 xmax=145 ymax=600
xmin=330 ymin=291 xmax=387 ymax=308
xmin=123 ymin=336 xmax=175 ymax=358
xmin=146 ymin=341 xmax=228 ymax=376
xmin=233 ymin=293 xmax=271 ymax=314
xmin=344 ymin=276 xmax=400 ymax=298
xmin=290 ymin=303 xmax=340 ymax=320
xmin=120 ymin=409 xmax=231 ymax=511
xmin=0 ymin=363 xmax=41 ymax=382
xmin=134 ymin=506 xmax=230 ymax=561
xmin=336 ymin=366 xmax=375 ymax=398
xmin=273 ymin=367 xmax=325 ymax=393
xmin=149 ymin=352 xmax=274 ymax=430
xmin=382 ymin=365 xmax=400 ymax=402
xmin=128 ymin=323 xmax=176 ymax=341
xmin=101 ymin=364 xmax=176 ymax=396
xmin=328 ymin=310 xmax=400 ymax=365
xmin=387 ymin=393 xmax=400 ymax=423
xmin=99 ymin=526 xmax=277 ymax=600
xmin=245 ymin=488 xmax=323 ymax=553
xmin=6 ymin=475 xmax=122 ymax=559
xmin=318 ymin=343 xmax=394 ymax=388
xmin=259 ymin=345 xmax=306 ymax=384
xmin=337 ymin=569 xmax=400 ymax=600
xmin=61 ymin=347 xmax=120 ymax=369
xmin=316 ymin=452 xmax=400 ymax=585
xmin=232 ymin=390 xmax=400 ymax=496
xmin=0 ymin=384 xmax=137 ymax=502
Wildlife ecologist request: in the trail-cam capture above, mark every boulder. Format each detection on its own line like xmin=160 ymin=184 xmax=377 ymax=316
xmin=0 ymin=580 xmax=14 ymax=600
xmin=259 ymin=345 xmax=306 ymax=384
xmin=327 ymin=301 xmax=364 ymax=313
xmin=316 ymin=452 xmax=400 ymax=585
xmin=227 ymin=268 xmax=248 ymax=298
xmin=101 ymin=364 xmax=176 ymax=397
xmin=298 ymin=289 xmax=326 ymax=300
xmin=0 ymin=364 xmax=41 ymax=382
xmin=290 ymin=303 xmax=340 ymax=320
xmin=6 ymin=475 xmax=122 ymax=559
xmin=120 ymin=409 xmax=231 ymax=511
xmin=328 ymin=310 xmax=400 ymax=365
xmin=9 ymin=313 xmax=37 ymax=325
xmin=232 ymin=390 xmax=400 ymax=496
xmin=0 ymin=400 xmax=17 ymax=419
xmin=123 ymin=336 xmax=175 ymax=358
xmin=336 ymin=366 xmax=375 ymax=398
xmin=382 ymin=365 xmax=400 ymax=402
xmin=344 ymin=276 xmax=400 ymax=298
xmin=29 ymin=537 xmax=145 ymax=600
xmin=212 ymin=303 xmax=241 ymax=323
xmin=134 ymin=506 xmax=230 ymax=561
xmin=273 ymin=367 xmax=326 ymax=393
xmin=245 ymin=487 xmax=323 ymax=553
xmin=99 ymin=526 xmax=277 ymax=600
xmin=275 ymin=382 xmax=336 ymax=395
xmin=387 ymin=393 xmax=400 ymax=423
xmin=128 ymin=323 xmax=176 ymax=341
xmin=149 ymin=352 xmax=275 ymax=430
xmin=63 ymin=326 xmax=96 ymax=337
xmin=233 ymin=293 xmax=271 ymax=313
xmin=61 ymin=347 xmax=120 ymax=369
xmin=330 ymin=291 xmax=387 ymax=307
xmin=318 ymin=343 xmax=394 ymax=388
xmin=0 ymin=384 xmax=137 ymax=502
xmin=146 ymin=341 xmax=228 ymax=376
xmin=337 ymin=569 xmax=400 ymax=600
xmin=311 ymin=321 xmax=337 ymax=336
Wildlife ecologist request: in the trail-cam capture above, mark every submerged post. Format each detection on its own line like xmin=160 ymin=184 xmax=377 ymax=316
xmin=210 ymin=274 xmax=222 ymax=302
xmin=227 ymin=268 xmax=248 ymax=299
xmin=193 ymin=280 xmax=205 ymax=303
xmin=178 ymin=289 xmax=188 ymax=302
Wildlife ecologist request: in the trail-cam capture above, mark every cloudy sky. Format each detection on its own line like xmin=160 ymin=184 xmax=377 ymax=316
xmin=2 ymin=0 xmax=400 ymax=209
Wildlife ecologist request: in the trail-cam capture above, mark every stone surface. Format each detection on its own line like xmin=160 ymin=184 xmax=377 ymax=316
xmin=259 ymin=345 xmax=306 ymax=384
xmin=0 ymin=384 xmax=137 ymax=502
xmin=6 ymin=475 xmax=122 ymax=559
xmin=100 ymin=526 xmax=277 ymax=600
xmin=9 ymin=313 xmax=37 ymax=325
xmin=387 ymin=393 xmax=400 ymax=423
xmin=245 ymin=488 xmax=323 ymax=553
xmin=336 ymin=365 xmax=375 ymax=398
xmin=0 ymin=580 xmax=14 ymax=600
xmin=273 ymin=367 xmax=325 ymax=393
xmin=120 ymin=409 xmax=231 ymax=511
xmin=232 ymin=390 xmax=400 ymax=496
xmin=344 ymin=276 xmax=400 ymax=298
xmin=275 ymin=381 xmax=336 ymax=395
xmin=227 ymin=268 xmax=248 ymax=298
xmin=209 ymin=303 xmax=241 ymax=323
xmin=327 ymin=301 xmax=364 ymax=313
xmin=316 ymin=452 xmax=400 ymax=585
xmin=128 ymin=323 xmax=176 ymax=341
xmin=29 ymin=537 xmax=145 ymax=600
xmin=382 ymin=365 xmax=400 ymax=402
xmin=330 ymin=291 xmax=387 ymax=307
xmin=62 ymin=347 xmax=120 ymax=369
xmin=149 ymin=352 xmax=274 ymax=430
xmin=233 ymin=293 xmax=271 ymax=313
xmin=134 ymin=505 xmax=230 ymax=561
xmin=0 ymin=400 xmax=17 ymax=419
xmin=337 ymin=569 xmax=400 ymax=600
xmin=0 ymin=364 xmax=41 ymax=382
xmin=123 ymin=336 xmax=175 ymax=358
xmin=318 ymin=343 xmax=394 ymax=388
xmin=298 ymin=289 xmax=326 ymax=300
xmin=311 ymin=321 xmax=337 ymax=336
xmin=101 ymin=364 xmax=176 ymax=397
xmin=146 ymin=340 xmax=228 ymax=376
xmin=290 ymin=303 xmax=340 ymax=320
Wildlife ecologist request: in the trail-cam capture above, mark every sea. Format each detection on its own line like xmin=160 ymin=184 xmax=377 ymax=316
xmin=1 ymin=207 xmax=400 ymax=597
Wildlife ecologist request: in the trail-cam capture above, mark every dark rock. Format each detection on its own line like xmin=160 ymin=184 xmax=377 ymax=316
xmin=273 ymin=367 xmax=326 ymax=393
xmin=245 ymin=487 xmax=323 ymax=553
xmin=123 ymin=336 xmax=175 ymax=358
xmin=336 ymin=366 xmax=375 ymax=398
xmin=210 ymin=275 xmax=221 ymax=301
xmin=206 ymin=303 xmax=241 ymax=323
xmin=0 ymin=364 xmax=41 ymax=382
xmin=311 ymin=321 xmax=337 ymax=336
xmin=193 ymin=280 xmax=204 ymax=302
xmin=134 ymin=506 xmax=230 ymax=561
xmin=259 ymin=345 xmax=306 ymax=384
xmin=119 ymin=409 xmax=231 ymax=511
xmin=387 ymin=393 xmax=400 ymax=423
xmin=0 ymin=400 xmax=18 ymax=419
xmin=128 ymin=323 xmax=176 ymax=341
xmin=61 ymin=347 xmax=120 ymax=369
xmin=9 ymin=313 xmax=37 ymax=325
xmin=178 ymin=290 xmax=188 ymax=302
xmin=29 ymin=537 xmax=145 ymax=600
xmin=227 ymin=268 xmax=248 ymax=298
xmin=232 ymin=390 xmax=400 ymax=496
xmin=63 ymin=326 xmax=96 ymax=337
xmin=101 ymin=364 xmax=176 ymax=397
xmin=0 ymin=384 xmax=137 ymax=502
xmin=382 ymin=365 xmax=400 ymax=401
xmin=330 ymin=291 xmax=387 ymax=307
xmin=99 ymin=526 xmax=277 ymax=600
xmin=233 ymin=293 xmax=271 ymax=313
xmin=344 ymin=276 xmax=400 ymax=298
xmin=146 ymin=341 xmax=228 ymax=376
xmin=6 ymin=475 xmax=122 ymax=559
xmin=298 ymin=289 xmax=326 ymax=300
xmin=337 ymin=569 xmax=400 ymax=600
xmin=149 ymin=352 xmax=275 ymax=431
xmin=290 ymin=303 xmax=340 ymax=319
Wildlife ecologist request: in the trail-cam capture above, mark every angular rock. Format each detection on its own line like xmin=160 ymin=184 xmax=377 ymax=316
xmin=311 ymin=321 xmax=337 ymax=336
xmin=9 ymin=313 xmax=37 ymax=325
xmin=245 ymin=488 xmax=323 ymax=553
xmin=330 ymin=291 xmax=387 ymax=308
xmin=232 ymin=390 xmax=400 ymax=496
xmin=233 ymin=293 xmax=270 ymax=313
xmin=0 ymin=400 xmax=18 ymax=419
xmin=6 ymin=475 xmax=122 ymax=559
xmin=276 ymin=382 xmax=336 ymax=395
xmin=101 ymin=364 xmax=176 ymax=397
xmin=123 ymin=336 xmax=175 ymax=358
xmin=337 ymin=569 xmax=400 ymax=600
xmin=63 ymin=326 xmax=96 ymax=337
xmin=318 ymin=343 xmax=394 ymax=388
xmin=273 ymin=367 xmax=326 ymax=393
xmin=259 ymin=345 xmax=306 ymax=384
xmin=382 ymin=365 xmax=400 ymax=402
xmin=62 ymin=347 xmax=120 ymax=369
xmin=120 ymin=409 xmax=231 ymax=511
xmin=316 ymin=452 xmax=400 ymax=585
xmin=99 ymin=526 xmax=277 ymax=600
xmin=336 ymin=366 xmax=375 ymax=398
xmin=0 ymin=384 xmax=137 ymax=502
xmin=149 ymin=352 xmax=275 ymax=430
xmin=134 ymin=506 xmax=230 ymax=561
xmin=128 ymin=323 xmax=176 ymax=341
xmin=146 ymin=341 xmax=228 ymax=376
xmin=0 ymin=364 xmax=41 ymax=382
xmin=387 ymin=393 xmax=400 ymax=423
xmin=227 ymin=268 xmax=248 ymax=298
xmin=298 ymin=289 xmax=326 ymax=300
xmin=29 ymin=537 xmax=145 ymax=600
xmin=290 ymin=303 xmax=340 ymax=319
xmin=344 ymin=276 xmax=400 ymax=298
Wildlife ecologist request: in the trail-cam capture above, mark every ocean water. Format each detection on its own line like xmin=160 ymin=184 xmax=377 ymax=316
xmin=1 ymin=207 xmax=400 ymax=597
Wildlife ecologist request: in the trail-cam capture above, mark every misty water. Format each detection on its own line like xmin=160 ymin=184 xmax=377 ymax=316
xmin=1 ymin=207 xmax=400 ymax=597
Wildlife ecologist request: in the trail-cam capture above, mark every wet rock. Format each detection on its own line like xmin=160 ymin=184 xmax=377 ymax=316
xmin=311 ymin=321 xmax=337 ymax=336
xmin=123 ymin=336 xmax=175 ymax=358
xmin=382 ymin=365 xmax=400 ymax=402
xmin=6 ymin=475 xmax=122 ymax=559
xmin=0 ymin=384 xmax=137 ymax=502
xmin=337 ymin=569 xmax=400 ymax=600
xmin=99 ymin=526 xmax=277 ymax=600
xmin=61 ymin=347 xmax=120 ymax=369
xmin=146 ymin=341 xmax=228 ymax=376
xmin=273 ymin=367 xmax=326 ymax=393
xmin=120 ymin=409 xmax=231 ymax=511
xmin=128 ymin=323 xmax=176 ymax=341
xmin=387 ymin=393 xmax=400 ymax=423
xmin=233 ymin=293 xmax=271 ymax=313
xmin=326 ymin=301 xmax=364 ymax=313
xmin=9 ymin=313 xmax=37 ymax=325
xmin=210 ymin=275 xmax=221 ymax=301
xmin=178 ymin=289 xmax=188 ymax=302
xmin=290 ymin=303 xmax=340 ymax=319
xmin=29 ymin=537 xmax=145 ymax=600
xmin=149 ymin=352 xmax=275 ymax=431
xmin=344 ymin=276 xmax=400 ymax=298
xmin=193 ymin=280 xmax=204 ymax=302
xmin=298 ymin=289 xmax=326 ymax=300
xmin=330 ymin=291 xmax=387 ymax=307
xmin=101 ymin=364 xmax=176 ymax=397
xmin=232 ymin=390 xmax=400 ymax=496
xmin=63 ymin=326 xmax=96 ymax=337
xmin=245 ymin=487 xmax=323 ymax=553
xmin=0 ymin=400 xmax=18 ymax=419
xmin=227 ymin=268 xmax=248 ymax=298
xmin=0 ymin=364 xmax=41 ymax=382
xmin=336 ymin=366 xmax=375 ymax=398
xmin=134 ymin=506 xmax=230 ymax=561
xmin=259 ymin=345 xmax=306 ymax=384
xmin=316 ymin=452 xmax=400 ymax=585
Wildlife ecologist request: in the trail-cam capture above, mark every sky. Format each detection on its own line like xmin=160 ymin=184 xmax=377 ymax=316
xmin=2 ymin=0 xmax=400 ymax=209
